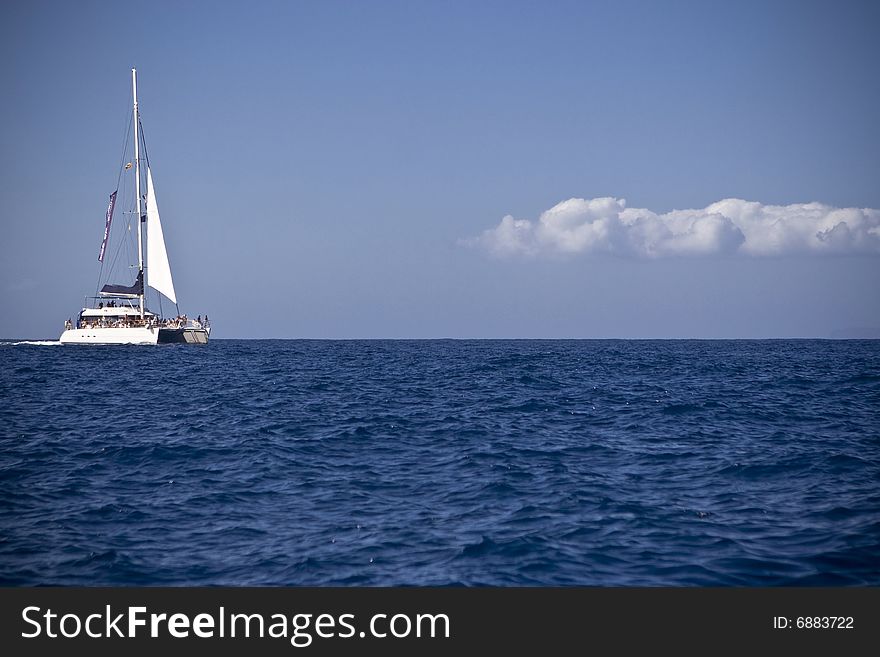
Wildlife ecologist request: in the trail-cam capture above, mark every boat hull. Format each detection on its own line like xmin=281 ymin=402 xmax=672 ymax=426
xmin=158 ymin=327 xmax=210 ymax=344
xmin=59 ymin=327 xmax=159 ymax=345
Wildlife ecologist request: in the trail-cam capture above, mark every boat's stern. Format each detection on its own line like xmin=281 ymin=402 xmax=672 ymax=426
xmin=157 ymin=327 xmax=209 ymax=344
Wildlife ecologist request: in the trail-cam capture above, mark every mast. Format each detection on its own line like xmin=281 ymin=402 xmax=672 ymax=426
xmin=132 ymin=67 xmax=145 ymax=319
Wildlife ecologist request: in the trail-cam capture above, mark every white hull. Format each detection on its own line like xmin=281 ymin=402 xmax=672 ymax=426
xmin=59 ymin=327 xmax=159 ymax=345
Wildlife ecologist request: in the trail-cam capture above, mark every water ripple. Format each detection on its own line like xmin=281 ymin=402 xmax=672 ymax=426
xmin=1 ymin=339 xmax=878 ymax=586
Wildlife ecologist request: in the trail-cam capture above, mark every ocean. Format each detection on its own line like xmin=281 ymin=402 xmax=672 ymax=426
xmin=1 ymin=339 xmax=878 ymax=586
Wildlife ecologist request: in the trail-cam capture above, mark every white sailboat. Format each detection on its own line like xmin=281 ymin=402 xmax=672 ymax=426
xmin=60 ymin=69 xmax=209 ymax=345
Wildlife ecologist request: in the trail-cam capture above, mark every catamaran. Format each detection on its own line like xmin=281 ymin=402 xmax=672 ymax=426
xmin=60 ymin=69 xmax=209 ymax=345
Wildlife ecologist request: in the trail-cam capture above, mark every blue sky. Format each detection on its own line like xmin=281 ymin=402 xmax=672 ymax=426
xmin=2 ymin=0 xmax=878 ymax=338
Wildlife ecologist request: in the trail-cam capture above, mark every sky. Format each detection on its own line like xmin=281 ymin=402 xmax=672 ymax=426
xmin=1 ymin=0 xmax=879 ymax=339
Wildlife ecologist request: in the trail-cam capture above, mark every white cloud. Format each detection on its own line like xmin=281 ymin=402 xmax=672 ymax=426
xmin=463 ymin=198 xmax=880 ymax=258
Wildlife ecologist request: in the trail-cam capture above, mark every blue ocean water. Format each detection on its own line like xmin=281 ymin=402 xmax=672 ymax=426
xmin=1 ymin=339 xmax=878 ymax=586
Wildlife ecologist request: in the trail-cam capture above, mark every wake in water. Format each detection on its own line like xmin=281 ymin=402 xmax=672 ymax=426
xmin=3 ymin=340 xmax=63 ymax=346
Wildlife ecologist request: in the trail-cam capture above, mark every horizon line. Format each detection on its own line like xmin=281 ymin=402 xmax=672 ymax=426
xmin=5 ymin=336 xmax=880 ymax=342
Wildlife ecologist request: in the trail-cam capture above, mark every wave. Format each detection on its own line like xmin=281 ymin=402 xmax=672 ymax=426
xmin=2 ymin=339 xmax=878 ymax=586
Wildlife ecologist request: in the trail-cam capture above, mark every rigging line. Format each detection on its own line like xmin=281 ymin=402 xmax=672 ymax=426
xmin=95 ymin=108 xmax=134 ymax=298
xmin=115 ymin=111 xmax=133 ymax=192
xmin=105 ymin=214 xmax=133 ymax=283
xmin=124 ymin=176 xmax=137 ymax=268
xmin=94 ymin=249 xmax=106 ymax=298
xmin=138 ymin=115 xmax=151 ymax=168
xmin=107 ymin=183 xmax=131 ymax=277
xmin=94 ymin=257 xmax=105 ymax=298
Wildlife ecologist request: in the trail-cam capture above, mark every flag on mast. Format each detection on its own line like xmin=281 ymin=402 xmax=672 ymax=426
xmin=98 ymin=191 xmax=117 ymax=262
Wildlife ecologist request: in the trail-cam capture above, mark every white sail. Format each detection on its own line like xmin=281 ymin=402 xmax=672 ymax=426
xmin=145 ymin=167 xmax=177 ymax=304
